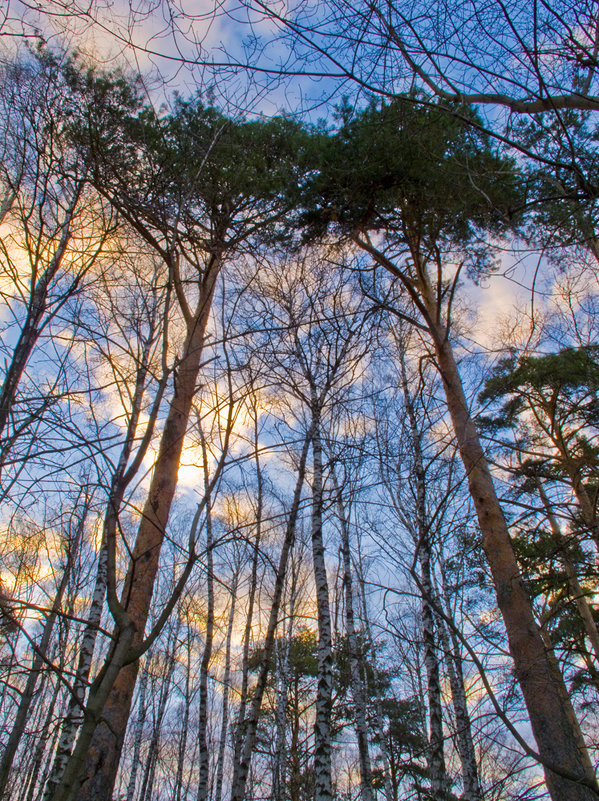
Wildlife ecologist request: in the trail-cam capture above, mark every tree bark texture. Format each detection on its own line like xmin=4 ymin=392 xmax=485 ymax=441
xmin=310 ymin=414 xmax=334 ymax=801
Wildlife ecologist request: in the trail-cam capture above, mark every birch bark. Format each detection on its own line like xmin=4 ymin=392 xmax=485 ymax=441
xmin=309 ymin=412 xmax=334 ymax=801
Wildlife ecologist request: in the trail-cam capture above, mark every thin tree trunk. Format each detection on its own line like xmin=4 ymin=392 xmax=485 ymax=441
xmin=354 ymin=551 xmax=393 ymax=801
xmin=138 ymin=623 xmax=179 ymax=801
xmin=230 ymin=427 xmax=312 ymax=801
xmin=23 ymin=671 xmax=63 ymax=801
xmin=233 ymin=406 xmax=264 ymax=771
xmin=436 ymin=569 xmax=482 ymax=801
xmin=25 ymin=593 xmax=78 ymax=801
xmin=332 ymin=470 xmax=374 ymax=801
xmin=173 ymin=635 xmax=193 ymax=801
xmin=398 ymin=344 xmax=449 ymax=798
xmin=42 ymin=546 xmax=108 ymax=801
xmin=272 ymin=559 xmax=300 ymax=801
xmin=0 ymin=185 xmax=82 ymax=447
xmin=537 ymin=480 xmax=599 ymax=664
xmin=309 ymin=412 xmax=333 ymax=801
xmin=214 ymin=570 xmax=238 ymax=801
xmin=197 ymin=433 xmax=215 ymax=801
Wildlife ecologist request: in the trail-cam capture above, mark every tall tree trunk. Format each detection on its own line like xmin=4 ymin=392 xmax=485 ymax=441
xmin=356 ymin=232 xmax=599 ymax=801
xmin=173 ymin=634 xmax=193 ymax=801
xmin=398 ymin=343 xmax=449 ymax=798
xmin=233 ymin=407 xmax=264 ymax=772
xmin=436 ymin=566 xmax=482 ymax=801
xmin=43 ymin=546 xmax=108 ymax=801
xmin=24 ymin=599 xmax=77 ymax=801
xmin=429 ymin=316 xmax=599 ymax=801
xmin=333 ymin=470 xmax=374 ymax=801
xmin=230 ymin=427 xmax=312 ymax=801
xmin=44 ymin=329 xmax=166 ymax=801
xmin=272 ymin=558 xmax=300 ymax=801
xmin=17 ymin=670 xmax=59 ymax=801
xmin=354 ymin=550 xmax=393 ymax=801
xmin=310 ymin=412 xmax=333 ymax=801
xmin=51 ymin=258 xmax=221 ymax=801
xmin=197 ymin=435 xmax=215 ymax=801
xmin=213 ymin=570 xmax=238 ymax=801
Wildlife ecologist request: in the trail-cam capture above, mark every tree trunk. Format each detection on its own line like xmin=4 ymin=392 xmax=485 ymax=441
xmin=44 ymin=328 xmax=166 ymax=801
xmin=43 ymin=546 xmax=108 ymax=801
xmin=310 ymin=413 xmax=334 ymax=801
xmin=333 ymin=471 xmax=374 ymax=801
xmin=51 ymin=258 xmax=221 ymax=801
xmin=397 ymin=341 xmax=450 ymax=798
xmin=272 ymin=558 xmax=300 ymax=801
xmin=214 ymin=570 xmax=238 ymax=801
xmin=197 ymin=440 xmax=215 ymax=801
xmin=173 ymin=634 xmax=193 ymax=801
xmin=0 ymin=499 xmax=87 ymax=799
xmin=537 ymin=480 xmax=599 ymax=665
xmin=233 ymin=409 xmax=264 ymax=773
xmin=429 ymin=317 xmax=599 ymax=801
xmin=138 ymin=631 xmax=178 ymax=801
xmin=355 ymin=553 xmax=393 ymax=801
xmin=437 ymin=567 xmax=482 ymax=801
xmin=0 ymin=186 xmax=82 ymax=449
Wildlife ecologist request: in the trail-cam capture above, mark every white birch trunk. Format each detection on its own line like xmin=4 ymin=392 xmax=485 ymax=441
xmin=310 ymin=412 xmax=333 ymax=801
